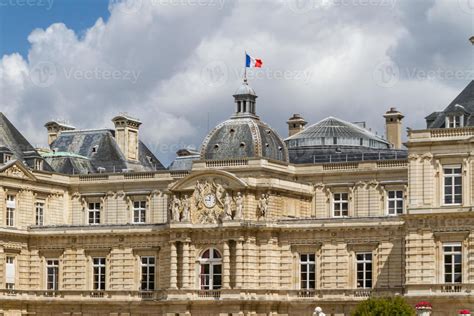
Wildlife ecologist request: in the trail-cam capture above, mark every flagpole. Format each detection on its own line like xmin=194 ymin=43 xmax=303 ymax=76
xmin=244 ymin=51 xmax=247 ymax=83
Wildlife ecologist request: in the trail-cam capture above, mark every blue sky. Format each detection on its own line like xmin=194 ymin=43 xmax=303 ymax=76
xmin=0 ymin=0 xmax=110 ymax=57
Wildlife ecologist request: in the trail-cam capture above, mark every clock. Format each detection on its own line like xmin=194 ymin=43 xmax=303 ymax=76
xmin=203 ymin=194 xmax=216 ymax=208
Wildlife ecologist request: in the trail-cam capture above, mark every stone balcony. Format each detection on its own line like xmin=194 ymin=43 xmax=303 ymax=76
xmin=0 ymin=288 xmax=404 ymax=303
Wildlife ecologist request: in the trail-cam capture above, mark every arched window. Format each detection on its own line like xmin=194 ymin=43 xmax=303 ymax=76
xmin=199 ymin=248 xmax=222 ymax=290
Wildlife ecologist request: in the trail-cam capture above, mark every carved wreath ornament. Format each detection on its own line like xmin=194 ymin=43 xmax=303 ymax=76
xmin=169 ymin=179 xmax=244 ymax=224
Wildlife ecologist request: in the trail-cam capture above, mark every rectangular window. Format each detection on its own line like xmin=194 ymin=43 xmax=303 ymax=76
xmin=300 ymin=254 xmax=316 ymax=290
xmin=5 ymin=256 xmax=15 ymax=289
xmin=93 ymin=257 xmax=106 ymax=290
xmin=6 ymin=195 xmax=15 ymax=227
xmin=356 ymin=253 xmax=372 ymax=289
xmin=387 ymin=190 xmax=404 ymax=215
xmin=88 ymin=202 xmax=101 ymax=225
xmin=35 ymin=159 xmax=43 ymax=170
xmin=133 ymin=200 xmax=146 ymax=224
xmin=447 ymin=115 xmax=463 ymax=128
xmin=35 ymin=202 xmax=44 ymax=226
xmin=444 ymin=166 xmax=462 ymax=205
xmin=141 ymin=256 xmax=155 ymax=291
xmin=333 ymin=193 xmax=348 ymax=217
xmin=46 ymin=259 xmax=59 ymax=290
xmin=4 ymin=154 xmax=12 ymax=163
xmin=444 ymin=243 xmax=462 ymax=284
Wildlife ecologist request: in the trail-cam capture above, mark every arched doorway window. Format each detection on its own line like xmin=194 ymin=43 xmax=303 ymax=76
xmin=199 ymin=248 xmax=222 ymax=290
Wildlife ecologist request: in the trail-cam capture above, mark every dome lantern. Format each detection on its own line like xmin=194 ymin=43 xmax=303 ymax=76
xmin=233 ymin=79 xmax=258 ymax=118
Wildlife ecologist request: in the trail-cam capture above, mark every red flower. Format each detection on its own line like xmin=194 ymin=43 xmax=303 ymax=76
xmin=415 ymin=301 xmax=432 ymax=309
xmin=459 ymin=310 xmax=471 ymax=315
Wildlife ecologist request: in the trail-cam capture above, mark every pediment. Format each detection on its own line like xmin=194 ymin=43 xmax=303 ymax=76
xmin=0 ymin=160 xmax=37 ymax=181
xmin=169 ymin=170 xmax=247 ymax=192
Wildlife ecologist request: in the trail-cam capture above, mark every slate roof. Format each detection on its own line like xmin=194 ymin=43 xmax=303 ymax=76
xmin=426 ymin=80 xmax=474 ymax=128
xmin=48 ymin=129 xmax=164 ymax=174
xmin=168 ymin=149 xmax=200 ymax=171
xmin=0 ymin=113 xmax=52 ymax=171
xmin=200 ymin=117 xmax=289 ymax=162
xmin=285 ymin=116 xmax=407 ymax=164
xmin=286 ymin=117 xmax=390 ymax=149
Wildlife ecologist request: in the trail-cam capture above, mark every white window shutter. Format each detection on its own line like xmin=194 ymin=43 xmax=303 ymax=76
xmin=5 ymin=261 xmax=15 ymax=283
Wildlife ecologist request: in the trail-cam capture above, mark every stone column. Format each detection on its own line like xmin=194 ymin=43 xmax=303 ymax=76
xmin=182 ymin=241 xmax=190 ymax=289
xmin=222 ymin=240 xmax=230 ymax=289
xmin=235 ymin=240 xmax=243 ymax=289
xmin=170 ymin=241 xmax=178 ymax=289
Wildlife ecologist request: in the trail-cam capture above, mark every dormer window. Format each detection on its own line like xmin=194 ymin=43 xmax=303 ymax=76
xmin=4 ymin=154 xmax=12 ymax=163
xmin=34 ymin=159 xmax=43 ymax=170
xmin=92 ymin=145 xmax=98 ymax=153
xmin=446 ymin=115 xmax=464 ymax=128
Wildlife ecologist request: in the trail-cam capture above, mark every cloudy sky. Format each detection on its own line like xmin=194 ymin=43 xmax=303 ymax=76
xmin=0 ymin=0 xmax=473 ymax=165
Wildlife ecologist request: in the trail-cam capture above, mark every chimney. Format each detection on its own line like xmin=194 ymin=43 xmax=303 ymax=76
xmin=287 ymin=114 xmax=307 ymax=137
xmin=44 ymin=121 xmax=75 ymax=146
xmin=112 ymin=114 xmax=141 ymax=161
xmin=383 ymin=107 xmax=404 ymax=149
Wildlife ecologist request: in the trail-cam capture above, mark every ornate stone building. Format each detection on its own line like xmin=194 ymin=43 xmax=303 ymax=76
xmin=0 ymin=80 xmax=473 ymax=316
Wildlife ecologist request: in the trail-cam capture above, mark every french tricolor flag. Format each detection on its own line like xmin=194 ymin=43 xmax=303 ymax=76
xmin=246 ymin=53 xmax=263 ymax=68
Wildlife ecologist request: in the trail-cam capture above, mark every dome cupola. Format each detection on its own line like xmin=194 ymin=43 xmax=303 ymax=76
xmin=200 ymin=80 xmax=288 ymax=162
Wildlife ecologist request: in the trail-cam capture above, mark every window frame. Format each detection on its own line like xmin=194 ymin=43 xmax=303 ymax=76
xmin=92 ymin=257 xmax=106 ymax=291
xmin=386 ymin=190 xmax=404 ymax=215
xmin=5 ymin=255 xmax=16 ymax=289
xmin=442 ymin=165 xmax=462 ymax=206
xmin=443 ymin=242 xmax=462 ymax=284
xmin=35 ymin=201 xmax=45 ymax=226
xmin=299 ymin=253 xmax=316 ymax=290
xmin=446 ymin=115 xmax=464 ymax=128
xmin=140 ymin=256 xmax=155 ymax=291
xmin=88 ymin=202 xmax=101 ymax=225
xmin=356 ymin=252 xmax=373 ymax=289
xmin=199 ymin=248 xmax=222 ymax=290
xmin=46 ymin=259 xmax=59 ymax=291
xmin=332 ymin=192 xmax=349 ymax=217
xmin=133 ymin=200 xmax=147 ymax=224
xmin=6 ymin=195 xmax=15 ymax=227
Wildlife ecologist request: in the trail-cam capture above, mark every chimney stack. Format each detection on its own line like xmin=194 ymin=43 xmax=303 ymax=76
xmin=383 ymin=107 xmax=404 ymax=149
xmin=112 ymin=114 xmax=141 ymax=161
xmin=44 ymin=121 xmax=75 ymax=146
xmin=287 ymin=114 xmax=307 ymax=137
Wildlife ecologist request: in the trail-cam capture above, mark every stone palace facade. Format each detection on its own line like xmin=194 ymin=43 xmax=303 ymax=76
xmin=0 ymin=80 xmax=474 ymax=316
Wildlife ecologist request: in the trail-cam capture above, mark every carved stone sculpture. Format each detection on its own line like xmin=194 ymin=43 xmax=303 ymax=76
xmin=235 ymin=192 xmax=243 ymax=220
xmin=258 ymin=193 xmax=269 ymax=218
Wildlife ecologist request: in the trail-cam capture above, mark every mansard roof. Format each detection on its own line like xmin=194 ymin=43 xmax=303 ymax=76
xmin=426 ymin=80 xmax=474 ymax=128
xmin=0 ymin=113 xmax=52 ymax=171
xmin=48 ymin=129 xmax=164 ymax=174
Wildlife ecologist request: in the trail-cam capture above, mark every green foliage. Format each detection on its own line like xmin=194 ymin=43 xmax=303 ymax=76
xmin=351 ymin=297 xmax=416 ymax=316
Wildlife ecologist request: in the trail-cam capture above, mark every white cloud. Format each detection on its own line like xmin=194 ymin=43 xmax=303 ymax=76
xmin=0 ymin=0 xmax=471 ymax=164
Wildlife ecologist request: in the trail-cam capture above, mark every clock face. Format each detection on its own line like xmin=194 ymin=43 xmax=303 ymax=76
xmin=204 ymin=194 xmax=216 ymax=208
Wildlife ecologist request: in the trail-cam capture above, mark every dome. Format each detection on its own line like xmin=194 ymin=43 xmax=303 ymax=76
xmin=233 ymin=80 xmax=256 ymax=96
xmin=200 ymin=117 xmax=288 ymax=162
xmin=286 ymin=116 xmax=390 ymax=149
